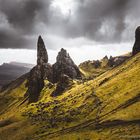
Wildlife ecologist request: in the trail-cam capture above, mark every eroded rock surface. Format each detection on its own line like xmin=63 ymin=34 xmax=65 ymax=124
xmin=37 ymin=36 xmax=48 ymax=65
xmin=26 ymin=65 xmax=44 ymax=103
xmin=26 ymin=40 xmax=82 ymax=101
xmin=52 ymin=48 xmax=81 ymax=83
xmin=132 ymin=26 xmax=140 ymax=55
xmin=26 ymin=36 xmax=49 ymax=103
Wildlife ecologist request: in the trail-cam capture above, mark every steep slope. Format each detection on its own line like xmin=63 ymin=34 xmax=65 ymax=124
xmin=0 ymin=51 xmax=140 ymax=140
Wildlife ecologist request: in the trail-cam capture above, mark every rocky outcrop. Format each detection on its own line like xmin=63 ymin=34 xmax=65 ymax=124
xmin=25 ymin=65 xmax=44 ymax=103
xmin=51 ymin=74 xmax=73 ymax=97
xmin=79 ymin=54 xmax=131 ymax=72
xmin=37 ymin=36 xmax=48 ymax=65
xmin=100 ymin=56 xmax=109 ymax=68
xmin=112 ymin=56 xmax=128 ymax=66
xmin=52 ymin=48 xmax=81 ymax=83
xmin=44 ymin=63 xmax=53 ymax=82
xmin=25 ymin=39 xmax=82 ymax=101
xmin=25 ymin=38 xmax=85 ymax=100
xmin=132 ymin=26 xmax=140 ymax=55
xmin=26 ymin=36 xmax=49 ymax=103
xmin=101 ymin=55 xmax=131 ymax=67
xmin=88 ymin=60 xmax=101 ymax=69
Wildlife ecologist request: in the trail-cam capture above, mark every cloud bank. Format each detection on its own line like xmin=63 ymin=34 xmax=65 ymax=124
xmin=0 ymin=0 xmax=139 ymax=49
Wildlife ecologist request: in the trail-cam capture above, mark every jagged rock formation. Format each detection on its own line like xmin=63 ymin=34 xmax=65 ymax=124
xmin=26 ymin=36 xmax=49 ymax=103
xmin=52 ymin=48 xmax=81 ymax=83
xmin=37 ymin=36 xmax=48 ymax=65
xmin=79 ymin=54 xmax=130 ymax=70
xmin=44 ymin=63 xmax=53 ymax=82
xmin=100 ymin=55 xmax=109 ymax=67
xmin=100 ymin=55 xmax=128 ymax=68
xmin=25 ymin=65 xmax=44 ymax=103
xmin=132 ymin=26 xmax=140 ymax=55
xmin=92 ymin=60 xmax=101 ymax=68
xmin=111 ymin=55 xmax=129 ymax=66
xmin=101 ymin=55 xmax=129 ymax=68
xmin=26 ymin=39 xmax=82 ymax=102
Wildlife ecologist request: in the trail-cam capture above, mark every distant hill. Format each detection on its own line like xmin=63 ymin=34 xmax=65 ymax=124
xmin=79 ymin=53 xmax=131 ymax=80
xmin=9 ymin=62 xmax=34 ymax=68
xmin=0 ymin=62 xmax=34 ymax=87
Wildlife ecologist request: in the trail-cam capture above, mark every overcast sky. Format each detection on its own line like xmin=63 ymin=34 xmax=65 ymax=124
xmin=0 ymin=0 xmax=139 ymax=65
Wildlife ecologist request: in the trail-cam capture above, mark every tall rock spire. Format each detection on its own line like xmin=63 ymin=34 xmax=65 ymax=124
xmin=25 ymin=36 xmax=48 ymax=103
xmin=37 ymin=36 xmax=48 ymax=65
xmin=132 ymin=26 xmax=140 ymax=55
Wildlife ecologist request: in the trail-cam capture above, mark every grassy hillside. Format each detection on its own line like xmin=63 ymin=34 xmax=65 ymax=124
xmin=79 ymin=59 xmax=110 ymax=80
xmin=0 ymin=53 xmax=140 ymax=140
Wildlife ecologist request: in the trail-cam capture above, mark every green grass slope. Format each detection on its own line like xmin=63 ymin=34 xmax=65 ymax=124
xmin=79 ymin=60 xmax=110 ymax=80
xmin=0 ymin=53 xmax=140 ymax=140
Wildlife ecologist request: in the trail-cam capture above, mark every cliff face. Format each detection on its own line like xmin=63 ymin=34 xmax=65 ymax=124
xmin=25 ymin=65 xmax=44 ymax=103
xmin=52 ymin=48 xmax=81 ymax=83
xmin=132 ymin=26 xmax=140 ymax=55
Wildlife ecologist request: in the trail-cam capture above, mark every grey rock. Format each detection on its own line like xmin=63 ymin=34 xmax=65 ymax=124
xmin=37 ymin=36 xmax=48 ymax=65
xmin=26 ymin=36 xmax=49 ymax=103
xmin=26 ymin=65 xmax=44 ymax=103
xmin=26 ymin=41 xmax=82 ymax=102
xmin=93 ymin=60 xmax=101 ymax=68
xmin=52 ymin=48 xmax=81 ymax=83
xmin=44 ymin=63 xmax=53 ymax=82
xmin=132 ymin=26 xmax=140 ymax=55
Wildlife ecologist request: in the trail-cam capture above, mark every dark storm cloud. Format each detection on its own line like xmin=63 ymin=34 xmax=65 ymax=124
xmin=0 ymin=0 xmax=49 ymax=33
xmin=0 ymin=0 xmax=140 ymax=49
xmin=0 ymin=28 xmax=35 ymax=49
xmin=42 ymin=0 xmax=140 ymax=43
xmin=62 ymin=0 xmax=135 ymax=42
xmin=0 ymin=0 xmax=52 ymax=49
